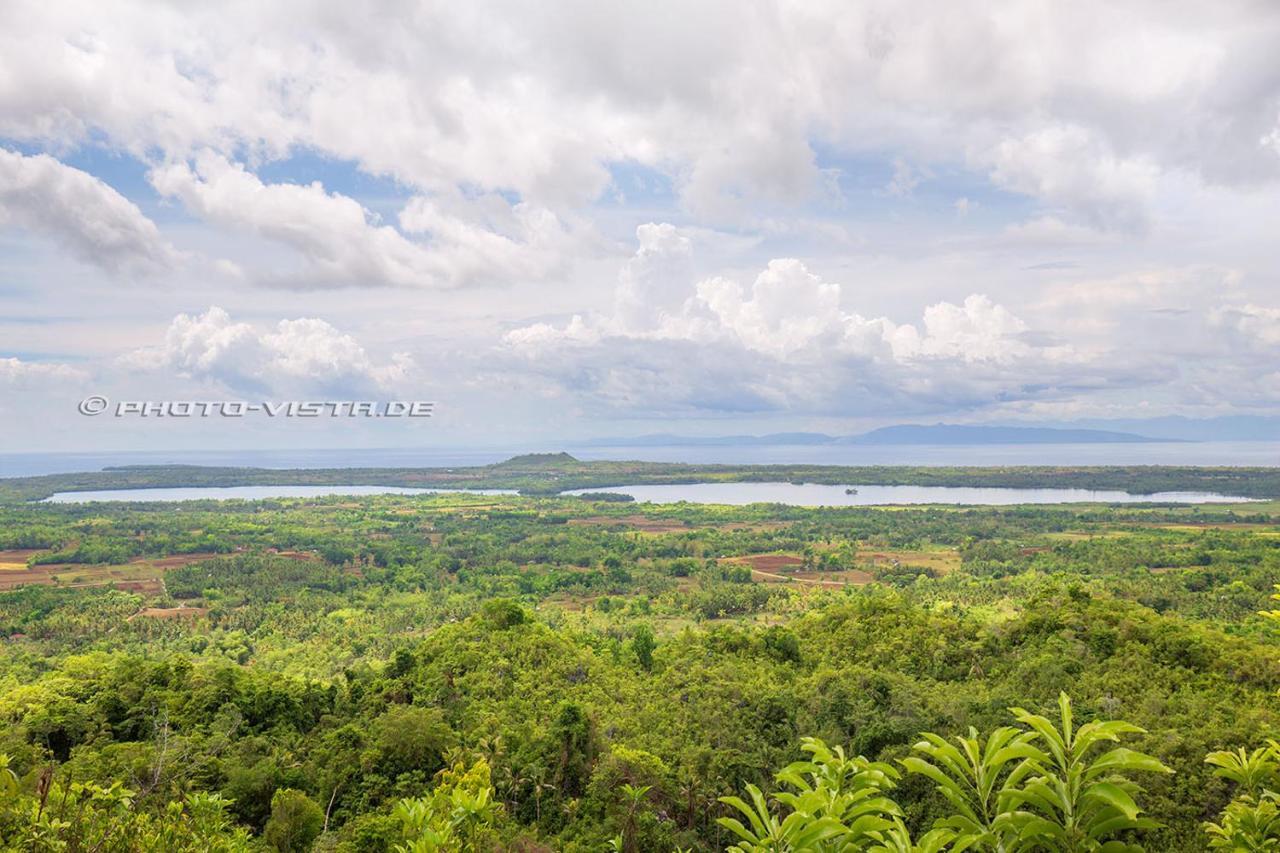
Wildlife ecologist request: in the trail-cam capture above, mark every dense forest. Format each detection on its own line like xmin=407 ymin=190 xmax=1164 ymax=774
xmin=2 ymin=482 xmax=1280 ymax=849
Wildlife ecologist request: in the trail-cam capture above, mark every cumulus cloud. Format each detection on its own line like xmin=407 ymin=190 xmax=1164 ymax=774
xmin=125 ymin=306 xmax=413 ymax=395
xmin=2 ymin=1 xmax=1278 ymax=228
xmin=502 ymin=224 xmax=1089 ymax=417
xmin=0 ymin=149 xmax=177 ymax=276
xmin=148 ymin=153 xmax=572 ymax=289
xmin=5 ymin=1 xmax=1280 ymax=438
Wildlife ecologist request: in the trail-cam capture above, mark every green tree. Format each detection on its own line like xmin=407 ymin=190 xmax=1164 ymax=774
xmin=631 ymin=623 xmax=656 ymax=671
xmin=264 ymin=788 xmax=324 ymax=852
xmin=373 ymin=705 xmax=456 ymax=778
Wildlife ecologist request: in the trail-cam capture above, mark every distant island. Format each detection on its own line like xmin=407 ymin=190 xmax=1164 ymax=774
xmin=584 ymin=424 xmax=1181 ymax=447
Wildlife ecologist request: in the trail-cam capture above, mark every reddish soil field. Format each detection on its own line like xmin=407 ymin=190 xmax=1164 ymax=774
xmin=0 ymin=549 xmax=43 ymax=567
xmin=0 ymin=551 xmax=218 ymax=591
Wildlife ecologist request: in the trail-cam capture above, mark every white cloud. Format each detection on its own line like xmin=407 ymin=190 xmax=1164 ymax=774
xmin=884 ymin=158 xmax=928 ymax=197
xmin=983 ymin=125 xmax=1158 ymax=232
xmin=125 ymin=306 xmax=413 ymax=394
xmin=4 ymin=1 xmax=1280 ymax=441
xmin=149 ymin=153 xmax=574 ymax=288
xmin=3 ymin=1 xmax=1277 ymax=226
xmin=1212 ymin=304 xmax=1280 ymax=349
xmin=0 ymin=149 xmax=177 ymax=276
xmin=504 ymin=225 xmax=1087 ymax=416
xmin=0 ymin=357 xmax=87 ymax=384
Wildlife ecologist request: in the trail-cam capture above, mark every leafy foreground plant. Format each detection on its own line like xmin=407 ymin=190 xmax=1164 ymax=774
xmin=0 ymin=769 xmax=252 ymax=853
xmin=1204 ymin=740 xmax=1280 ymax=849
xmin=392 ymin=758 xmax=503 ymax=853
xmin=717 ymin=737 xmax=954 ymax=851
xmin=720 ymin=693 xmax=1171 ymax=852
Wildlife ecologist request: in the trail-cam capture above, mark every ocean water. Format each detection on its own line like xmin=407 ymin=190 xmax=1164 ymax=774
xmin=3 ymin=441 xmax=1279 ymax=478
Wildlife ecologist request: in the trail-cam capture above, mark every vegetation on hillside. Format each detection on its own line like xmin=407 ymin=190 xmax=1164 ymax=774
xmin=1 ymin=487 xmax=1279 ymax=848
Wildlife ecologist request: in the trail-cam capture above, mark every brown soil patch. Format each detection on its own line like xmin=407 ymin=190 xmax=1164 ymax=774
xmin=0 ymin=549 xmax=43 ymax=570
xmin=726 ymin=554 xmax=805 ymax=571
xmin=860 ymin=550 xmax=961 ymax=574
xmin=0 ymin=553 xmax=202 ymax=592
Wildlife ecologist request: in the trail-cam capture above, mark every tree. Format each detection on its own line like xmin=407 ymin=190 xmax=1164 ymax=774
xmin=631 ymin=623 xmax=656 ymax=671
xmin=551 ymin=702 xmax=598 ymax=799
xmin=373 ymin=705 xmax=456 ymax=777
xmin=264 ymin=788 xmax=324 ymax=852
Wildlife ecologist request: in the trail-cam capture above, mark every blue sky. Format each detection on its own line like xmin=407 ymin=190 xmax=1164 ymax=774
xmin=2 ymin=0 xmax=1280 ymax=452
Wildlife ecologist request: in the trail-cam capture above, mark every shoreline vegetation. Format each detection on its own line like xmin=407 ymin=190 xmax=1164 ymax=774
xmin=4 ymin=452 xmax=1280 ymax=502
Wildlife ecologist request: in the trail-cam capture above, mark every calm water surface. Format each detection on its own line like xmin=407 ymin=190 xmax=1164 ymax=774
xmin=43 ymin=486 xmax=517 ymax=503
xmin=561 ymin=482 xmax=1257 ymax=506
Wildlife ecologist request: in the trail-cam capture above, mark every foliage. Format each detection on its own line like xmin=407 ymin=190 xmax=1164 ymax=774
xmin=2 ymin=488 xmax=1280 ymax=849
xmin=264 ymin=788 xmax=324 ymax=852
xmin=1204 ymin=741 xmax=1280 ymax=849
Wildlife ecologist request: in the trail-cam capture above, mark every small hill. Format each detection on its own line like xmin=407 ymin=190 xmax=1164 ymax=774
xmin=489 ymin=452 xmax=580 ymax=469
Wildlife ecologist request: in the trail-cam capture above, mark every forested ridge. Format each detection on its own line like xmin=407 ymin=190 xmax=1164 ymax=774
xmin=6 ymin=456 xmax=1280 ymax=501
xmin=2 ymin=488 xmax=1280 ymax=849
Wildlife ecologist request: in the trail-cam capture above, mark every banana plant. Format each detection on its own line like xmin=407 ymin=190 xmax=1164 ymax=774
xmin=1000 ymin=693 xmax=1171 ymax=852
xmin=900 ymin=725 xmax=1044 ymax=850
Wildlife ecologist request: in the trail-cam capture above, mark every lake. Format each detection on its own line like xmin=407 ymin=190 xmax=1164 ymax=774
xmin=561 ymin=483 xmax=1258 ymax=506
xmin=38 ymin=482 xmax=1261 ymax=506
xmin=42 ymin=486 xmax=518 ymax=503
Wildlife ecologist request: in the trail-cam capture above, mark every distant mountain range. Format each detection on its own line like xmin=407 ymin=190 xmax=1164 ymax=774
xmin=1038 ymin=415 xmax=1280 ymax=442
xmin=581 ymin=424 xmax=1188 ymax=447
xmin=846 ymin=425 xmax=1176 ymax=445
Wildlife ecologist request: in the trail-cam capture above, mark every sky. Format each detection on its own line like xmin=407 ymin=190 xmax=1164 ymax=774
xmin=2 ymin=0 xmax=1280 ymax=453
